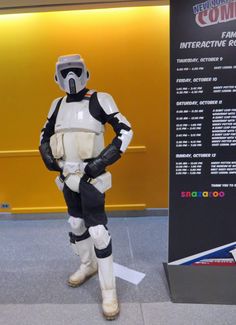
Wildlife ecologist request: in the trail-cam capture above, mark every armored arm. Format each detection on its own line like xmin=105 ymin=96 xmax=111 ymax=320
xmin=85 ymin=93 xmax=133 ymax=178
xmin=39 ymin=97 xmax=63 ymax=172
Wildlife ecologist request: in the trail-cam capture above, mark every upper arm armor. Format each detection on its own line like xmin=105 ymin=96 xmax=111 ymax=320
xmin=47 ymin=98 xmax=62 ymax=119
xmin=96 ymin=92 xmax=133 ymax=153
xmin=97 ymin=92 xmax=119 ymax=115
xmin=40 ymin=97 xmax=63 ymax=144
xmin=39 ymin=97 xmax=63 ymax=172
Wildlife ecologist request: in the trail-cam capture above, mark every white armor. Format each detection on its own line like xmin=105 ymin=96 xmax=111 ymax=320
xmin=68 ymin=217 xmax=98 ymax=287
xmin=55 ymin=54 xmax=89 ymax=94
xmin=89 ymin=225 xmax=111 ymax=250
xmin=40 ymin=54 xmax=133 ymax=320
xmin=48 ymin=90 xmax=131 ymax=194
xmin=68 ymin=216 xmax=87 ymax=236
xmin=55 ymin=95 xmax=104 ymax=134
xmin=50 ymin=92 xmax=105 ymax=163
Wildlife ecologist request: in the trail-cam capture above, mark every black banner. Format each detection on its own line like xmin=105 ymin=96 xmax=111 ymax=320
xmin=169 ymin=0 xmax=236 ymax=262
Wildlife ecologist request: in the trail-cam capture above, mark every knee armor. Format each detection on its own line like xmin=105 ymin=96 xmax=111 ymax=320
xmin=68 ymin=216 xmax=87 ymax=236
xmin=89 ymin=225 xmax=112 ymax=258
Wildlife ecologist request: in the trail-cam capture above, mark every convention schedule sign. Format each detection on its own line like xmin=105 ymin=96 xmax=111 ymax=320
xmin=169 ymin=0 xmax=236 ymax=262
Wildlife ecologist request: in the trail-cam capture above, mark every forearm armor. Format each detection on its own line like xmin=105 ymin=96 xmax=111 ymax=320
xmin=39 ymin=142 xmax=61 ymax=172
xmin=84 ymin=144 xmax=121 ymax=178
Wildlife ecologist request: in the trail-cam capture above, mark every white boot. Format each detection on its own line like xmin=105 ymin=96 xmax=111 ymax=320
xmin=68 ymin=236 xmax=98 ymax=287
xmin=97 ymin=255 xmax=119 ymax=320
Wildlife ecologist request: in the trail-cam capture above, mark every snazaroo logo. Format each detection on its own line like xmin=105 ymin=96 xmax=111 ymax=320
xmin=193 ymin=0 xmax=236 ymax=27
xmin=181 ymin=191 xmax=225 ymax=198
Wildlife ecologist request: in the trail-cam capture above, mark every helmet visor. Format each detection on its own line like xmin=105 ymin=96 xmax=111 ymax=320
xmin=61 ymin=67 xmax=83 ymax=79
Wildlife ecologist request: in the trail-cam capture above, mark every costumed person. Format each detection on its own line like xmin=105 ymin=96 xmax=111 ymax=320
xmin=39 ymin=54 xmax=133 ymax=320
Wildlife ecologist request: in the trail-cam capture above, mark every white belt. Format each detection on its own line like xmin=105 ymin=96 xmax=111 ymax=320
xmin=62 ymin=161 xmax=87 ymax=177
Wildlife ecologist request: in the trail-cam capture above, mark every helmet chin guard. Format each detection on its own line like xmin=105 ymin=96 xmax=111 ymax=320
xmin=55 ymin=54 xmax=89 ymax=94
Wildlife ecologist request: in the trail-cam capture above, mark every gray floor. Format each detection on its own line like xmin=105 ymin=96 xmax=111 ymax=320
xmin=0 ymin=216 xmax=235 ymax=324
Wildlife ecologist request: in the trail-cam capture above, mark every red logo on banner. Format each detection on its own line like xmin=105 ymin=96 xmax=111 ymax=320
xmin=193 ymin=1 xmax=236 ymax=27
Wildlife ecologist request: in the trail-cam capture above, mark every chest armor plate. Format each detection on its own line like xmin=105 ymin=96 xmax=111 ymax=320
xmin=54 ymin=97 xmax=104 ymax=134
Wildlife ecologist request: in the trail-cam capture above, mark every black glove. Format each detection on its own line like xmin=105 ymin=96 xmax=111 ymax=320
xmin=39 ymin=142 xmax=62 ymax=172
xmin=84 ymin=144 xmax=121 ymax=178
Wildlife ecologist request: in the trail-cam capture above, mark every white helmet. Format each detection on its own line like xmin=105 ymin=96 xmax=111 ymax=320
xmin=55 ymin=54 xmax=89 ymax=94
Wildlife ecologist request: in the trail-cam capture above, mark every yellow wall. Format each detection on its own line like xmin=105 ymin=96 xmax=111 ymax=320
xmin=0 ymin=6 xmax=169 ymax=213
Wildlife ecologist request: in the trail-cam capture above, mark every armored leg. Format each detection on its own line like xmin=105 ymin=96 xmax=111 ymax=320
xmin=89 ymin=225 xmax=119 ymax=320
xmin=68 ymin=216 xmax=98 ymax=287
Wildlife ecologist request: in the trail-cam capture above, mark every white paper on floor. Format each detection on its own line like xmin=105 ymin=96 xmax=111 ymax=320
xmin=113 ymin=262 xmax=146 ymax=285
xmin=230 ymin=248 xmax=236 ymax=261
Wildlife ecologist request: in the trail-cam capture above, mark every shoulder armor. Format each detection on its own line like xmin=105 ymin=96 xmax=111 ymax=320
xmin=48 ymin=97 xmax=64 ymax=119
xmin=97 ymin=92 xmax=119 ymax=116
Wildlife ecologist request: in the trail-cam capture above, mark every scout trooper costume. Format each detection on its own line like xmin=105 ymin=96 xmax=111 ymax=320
xmin=39 ymin=55 xmax=133 ymax=320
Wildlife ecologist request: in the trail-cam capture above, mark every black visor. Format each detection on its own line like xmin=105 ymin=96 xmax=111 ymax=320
xmin=61 ymin=67 xmax=83 ymax=79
